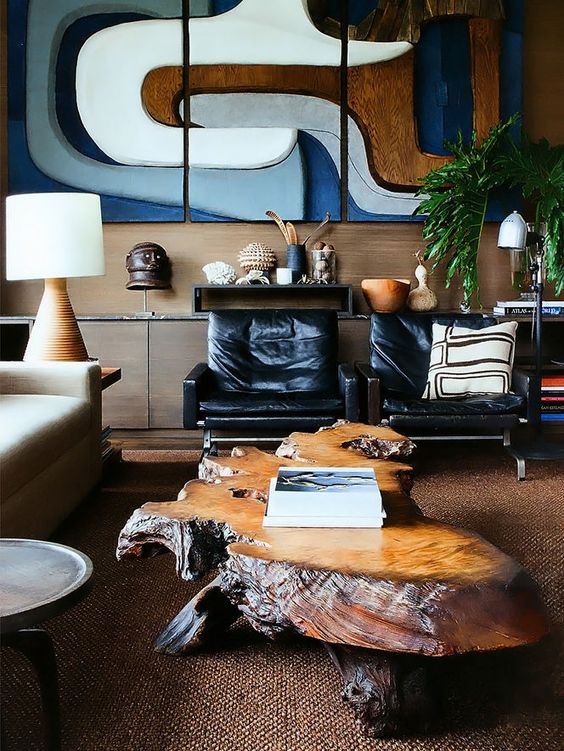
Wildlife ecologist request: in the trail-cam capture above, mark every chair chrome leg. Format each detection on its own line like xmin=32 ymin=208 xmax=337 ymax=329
xmin=201 ymin=428 xmax=212 ymax=460
xmin=503 ymin=428 xmax=526 ymax=481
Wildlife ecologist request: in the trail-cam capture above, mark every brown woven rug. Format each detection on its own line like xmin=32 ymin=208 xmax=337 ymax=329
xmin=2 ymin=445 xmax=563 ymax=751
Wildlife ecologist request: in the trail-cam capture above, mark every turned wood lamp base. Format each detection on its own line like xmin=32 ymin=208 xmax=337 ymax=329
xmin=24 ymin=278 xmax=89 ymax=362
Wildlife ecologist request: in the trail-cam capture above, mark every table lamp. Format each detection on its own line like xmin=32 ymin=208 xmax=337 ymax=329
xmin=6 ymin=193 xmax=105 ymax=361
xmin=498 ymin=210 xmax=564 ymax=462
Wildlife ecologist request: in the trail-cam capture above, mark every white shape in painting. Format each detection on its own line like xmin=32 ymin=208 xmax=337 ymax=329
xmin=189 ymin=128 xmax=297 ymax=169
xmin=76 ymin=19 xmax=183 ymax=166
xmin=76 ymin=18 xmax=296 ymax=172
xmin=190 ymin=0 xmax=412 ymax=66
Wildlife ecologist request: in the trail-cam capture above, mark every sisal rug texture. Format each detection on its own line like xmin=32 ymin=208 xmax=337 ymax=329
xmin=1 ymin=445 xmax=563 ymax=751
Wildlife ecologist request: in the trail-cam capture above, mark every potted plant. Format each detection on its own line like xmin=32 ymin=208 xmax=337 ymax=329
xmin=497 ymin=135 xmax=564 ymax=296
xmin=415 ymin=115 xmax=564 ymax=307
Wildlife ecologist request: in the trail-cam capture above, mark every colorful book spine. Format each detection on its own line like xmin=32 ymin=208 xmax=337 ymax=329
xmin=542 ymin=377 xmax=564 ymax=388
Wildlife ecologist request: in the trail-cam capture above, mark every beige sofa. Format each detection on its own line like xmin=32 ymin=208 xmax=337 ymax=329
xmin=0 ymin=362 xmax=102 ymax=539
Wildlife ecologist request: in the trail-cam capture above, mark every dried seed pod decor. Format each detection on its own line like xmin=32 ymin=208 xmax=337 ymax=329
xmin=407 ymin=251 xmax=438 ymax=312
xmin=237 ymin=243 xmax=277 ymax=273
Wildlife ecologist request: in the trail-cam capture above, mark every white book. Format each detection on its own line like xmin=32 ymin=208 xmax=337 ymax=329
xmin=496 ymin=299 xmax=563 ymax=308
xmin=263 ymin=467 xmax=385 ymax=528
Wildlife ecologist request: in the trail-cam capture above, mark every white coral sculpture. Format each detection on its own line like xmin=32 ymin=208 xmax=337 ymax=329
xmin=202 ymin=261 xmax=237 ymax=285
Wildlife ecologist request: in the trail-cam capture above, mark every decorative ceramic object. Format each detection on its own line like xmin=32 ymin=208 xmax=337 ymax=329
xmin=236 ymin=270 xmax=270 ymax=285
xmin=361 ymin=278 xmax=411 ymax=313
xmin=237 ymin=243 xmax=276 ymax=273
xmin=407 ymin=252 xmax=438 ymax=311
xmin=202 ymin=261 xmax=237 ymax=285
xmin=287 ymin=244 xmax=306 ymax=282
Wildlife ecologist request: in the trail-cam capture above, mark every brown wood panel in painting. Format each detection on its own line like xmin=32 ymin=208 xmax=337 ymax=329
xmin=469 ymin=18 xmax=501 ymax=138
xmin=142 ymin=67 xmax=183 ymax=126
xmin=347 ymin=18 xmax=502 ymax=189
xmin=79 ymin=321 xmax=149 ymax=428
xmin=142 ymin=65 xmax=341 ymax=127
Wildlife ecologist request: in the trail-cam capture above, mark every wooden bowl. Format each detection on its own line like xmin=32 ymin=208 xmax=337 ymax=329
xmin=361 ymin=278 xmax=411 ymax=313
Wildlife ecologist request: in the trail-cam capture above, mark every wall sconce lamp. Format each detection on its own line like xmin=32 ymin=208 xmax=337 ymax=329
xmin=6 ymin=193 xmax=105 ymax=361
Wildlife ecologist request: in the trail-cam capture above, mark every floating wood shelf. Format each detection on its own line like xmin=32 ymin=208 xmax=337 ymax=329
xmin=191 ymin=284 xmax=354 ymax=316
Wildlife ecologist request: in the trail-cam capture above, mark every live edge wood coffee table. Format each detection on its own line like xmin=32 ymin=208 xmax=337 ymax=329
xmin=117 ymin=422 xmax=548 ymax=737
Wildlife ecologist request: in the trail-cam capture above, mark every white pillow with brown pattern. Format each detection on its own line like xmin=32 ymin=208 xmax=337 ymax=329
xmin=423 ymin=321 xmax=518 ymax=400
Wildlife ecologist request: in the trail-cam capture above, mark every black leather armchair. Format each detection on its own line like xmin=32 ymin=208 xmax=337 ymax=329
xmin=184 ymin=309 xmax=358 ymax=453
xmin=356 ymin=313 xmax=532 ymax=479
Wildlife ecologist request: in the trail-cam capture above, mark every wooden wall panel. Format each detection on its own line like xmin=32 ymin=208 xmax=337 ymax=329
xmin=523 ymin=0 xmax=564 ymax=143
xmin=79 ymin=321 xmax=149 ymax=428
xmin=149 ymin=320 xmax=208 ymax=428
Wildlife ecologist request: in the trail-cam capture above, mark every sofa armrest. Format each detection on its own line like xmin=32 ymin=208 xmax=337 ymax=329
xmin=183 ymin=363 xmax=212 ymax=429
xmin=512 ymin=367 xmax=537 ymax=422
xmin=0 ymin=361 xmax=101 ymax=402
xmin=0 ymin=361 xmax=102 ymax=491
xmin=355 ymin=362 xmax=383 ymax=425
xmin=338 ymin=363 xmax=359 ymax=422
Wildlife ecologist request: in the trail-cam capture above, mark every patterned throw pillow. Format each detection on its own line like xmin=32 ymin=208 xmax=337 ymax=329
xmin=423 ymin=321 xmax=518 ymax=400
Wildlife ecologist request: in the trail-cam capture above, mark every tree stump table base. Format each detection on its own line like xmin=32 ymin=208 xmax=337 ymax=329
xmin=117 ymin=422 xmax=548 ymax=737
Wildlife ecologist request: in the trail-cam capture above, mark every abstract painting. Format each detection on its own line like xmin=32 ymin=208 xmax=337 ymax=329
xmin=7 ymin=0 xmax=522 ymax=222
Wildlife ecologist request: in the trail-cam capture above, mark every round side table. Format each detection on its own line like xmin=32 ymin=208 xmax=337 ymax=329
xmin=0 ymin=539 xmax=93 ymax=751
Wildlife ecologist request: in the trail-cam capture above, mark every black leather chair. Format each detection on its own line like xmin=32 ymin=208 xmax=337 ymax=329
xmin=356 ymin=313 xmax=533 ymax=479
xmin=184 ymin=309 xmax=358 ymax=454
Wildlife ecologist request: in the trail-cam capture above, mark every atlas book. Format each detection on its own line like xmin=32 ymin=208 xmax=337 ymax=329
xmin=493 ymin=299 xmax=563 ymax=316
xmin=263 ymin=467 xmax=385 ymax=528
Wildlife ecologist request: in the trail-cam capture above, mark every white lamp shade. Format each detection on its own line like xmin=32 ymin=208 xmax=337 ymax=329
xmin=497 ymin=210 xmax=527 ymax=251
xmin=6 ymin=193 xmax=105 ymax=280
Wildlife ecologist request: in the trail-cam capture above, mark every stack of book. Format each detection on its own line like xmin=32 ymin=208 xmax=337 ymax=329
xmin=541 ymin=376 xmax=564 ymax=422
xmin=493 ymin=299 xmax=564 ymax=316
xmin=263 ymin=467 xmax=385 ymax=528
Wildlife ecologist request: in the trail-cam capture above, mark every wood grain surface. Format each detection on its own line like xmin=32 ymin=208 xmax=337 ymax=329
xmin=117 ymin=421 xmax=548 ymax=657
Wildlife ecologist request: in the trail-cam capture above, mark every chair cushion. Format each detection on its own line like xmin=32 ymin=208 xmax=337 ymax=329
xmin=369 ymin=313 xmax=499 ymax=398
xmin=200 ymin=390 xmax=343 ymax=416
xmin=0 ymin=394 xmax=91 ymax=500
xmin=207 ymin=309 xmax=338 ymax=393
xmin=384 ymin=392 xmax=525 ymax=416
xmin=423 ymin=321 xmax=518 ymax=399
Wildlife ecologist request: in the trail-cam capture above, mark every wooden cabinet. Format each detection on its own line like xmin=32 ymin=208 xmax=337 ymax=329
xmin=149 ymin=320 xmax=208 ymax=428
xmin=79 ymin=321 xmax=149 ymax=429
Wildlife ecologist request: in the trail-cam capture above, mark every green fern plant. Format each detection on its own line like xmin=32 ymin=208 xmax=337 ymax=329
xmin=414 ymin=116 xmax=518 ymax=307
xmin=496 ymin=136 xmax=564 ymax=295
